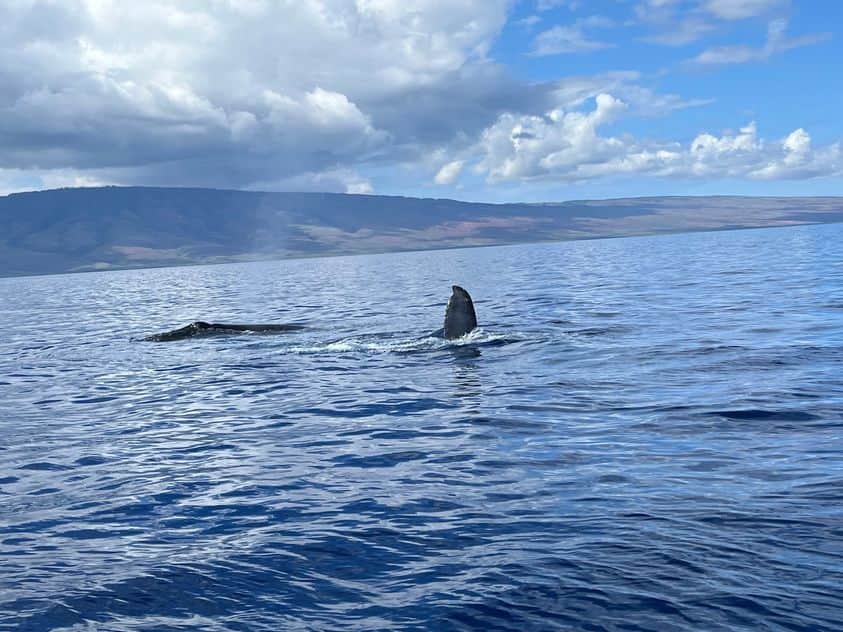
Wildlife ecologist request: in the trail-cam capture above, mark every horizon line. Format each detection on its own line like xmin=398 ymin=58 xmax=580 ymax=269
xmin=3 ymin=184 xmax=842 ymax=207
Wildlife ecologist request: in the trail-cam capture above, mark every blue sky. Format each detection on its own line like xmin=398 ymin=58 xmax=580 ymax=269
xmin=0 ymin=0 xmax=840 ymax=202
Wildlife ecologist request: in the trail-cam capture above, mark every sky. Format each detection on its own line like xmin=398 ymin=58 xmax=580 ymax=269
xmin=0 ymin=0 xmax=841 ymax=202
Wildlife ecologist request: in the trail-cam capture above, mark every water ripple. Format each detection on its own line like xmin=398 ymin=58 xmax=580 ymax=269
xmin=1 ymin=224 xmax=842 ymax=630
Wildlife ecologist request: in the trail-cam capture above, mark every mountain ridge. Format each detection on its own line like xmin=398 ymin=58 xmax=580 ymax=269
xmin=1 ymin=186 xmax=841 ymax=277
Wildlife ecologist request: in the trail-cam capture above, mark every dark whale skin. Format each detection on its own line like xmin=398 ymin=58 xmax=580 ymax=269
xmin=443 ymin=285 xmax=477 ymax=340
xmin=145 ymin=286 xmax=477 ymax=342
xmin=144 ymin=322 xmax=305 ymax=342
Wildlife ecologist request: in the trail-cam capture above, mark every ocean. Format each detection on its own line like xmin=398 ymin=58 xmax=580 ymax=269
xmin=1 ymin=223 xmax=842 ymax=630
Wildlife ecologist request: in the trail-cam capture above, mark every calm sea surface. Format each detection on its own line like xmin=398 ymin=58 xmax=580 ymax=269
xmin=1 ymin=224 xmax=842 ymax=631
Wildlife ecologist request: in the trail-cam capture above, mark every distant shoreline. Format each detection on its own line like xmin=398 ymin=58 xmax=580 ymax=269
xmin=2 ymin=219 xmax=837 ymax=281
xmin=1 ymin=186 xmax=841 ymax=279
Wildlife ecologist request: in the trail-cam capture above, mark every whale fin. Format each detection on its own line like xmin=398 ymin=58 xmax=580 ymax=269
xmin=443 ymin=285 xmax=477 ymax=340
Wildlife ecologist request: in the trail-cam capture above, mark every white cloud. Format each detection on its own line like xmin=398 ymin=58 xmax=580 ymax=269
xmin=531 ymin=16 xmax=615 ymax=55
xmin=691 ymin=18 xmax=830 ymax=64
xmin=1 ymin=0 xmax=837 ymax=197
xmin=643 ymin=18 xmax=715 ymax=45
xmin=701 ymin=0 xmax=785 ymax=20
xmin=477 ymin=93 xmax=628 ymax=181
xmin=638 ymin=0 xmax=783 ymax=21
xmin=633 ymin=0 xmax=685 ymax=28
xmin=434 ymin=160 xmax=465 ymax=185
xmin=248 ymin=167 xmax=375 ymax=195
xmin=516 ymin=15 xmax=542 ymax=27
xmin=0 ymin=167 xmax=109 ymax=196
xmin=637 ymin=0 xmax=792 ymax=47
xmin=750 ymin=128 xmax=842 ymax=179
xmin=346 ymin=179 xmax=375 ymax=195
xmin=0 ymin=0 xmax=512 ymax=190
xmin=548 ymin=71 xmax=713 ymax=116
xmin=537 ymin=0 xmax=580 ymax=11
xmin=473 ymin=95 xmax=842 ymax=183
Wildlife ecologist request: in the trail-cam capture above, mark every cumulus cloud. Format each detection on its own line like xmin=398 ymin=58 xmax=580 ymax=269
xmin=250 ymin=168 xmax=375 ymax=195
xmin=0 ymin=167 xmax=110 ymax=197
xmin=477 ymin=93 xmax=629 ymax=181
xmin=473 ymin=95 xmax=842 ymax=183
xmin=0 ymin=0 xmax=837 ymax=195
xmin=434 ymin=160 xmax=465 ymax=185
xmin=0 ymin=0 xmax=512 ymax=190
xmin=749 ymin=128 xmax=842 ymax=179
xmin=691 ymin=18 xmax=830 ymax=64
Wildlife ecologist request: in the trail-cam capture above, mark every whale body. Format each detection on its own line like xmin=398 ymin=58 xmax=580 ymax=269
xmin=143 ymin=285 xmax=478 ymax=342
xmin=143 ymin=321 xmax=305 ymax=342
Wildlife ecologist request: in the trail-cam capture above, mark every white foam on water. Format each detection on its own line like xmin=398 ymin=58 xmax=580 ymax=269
xmin=284 ymin=327 xmax=510 ymax=355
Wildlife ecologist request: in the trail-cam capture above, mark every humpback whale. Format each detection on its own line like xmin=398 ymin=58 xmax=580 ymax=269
xmin=443 ymin=285 xmax=477 ymax=339
xmin=143 ymin=321 xmax=305 ymax=342
xmin=143 ymin=285 xmax=478 ymax=342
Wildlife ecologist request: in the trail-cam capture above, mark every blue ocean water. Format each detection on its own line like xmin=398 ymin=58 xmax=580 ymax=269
xmin=1 ymin=223 xmax=842 ymax=631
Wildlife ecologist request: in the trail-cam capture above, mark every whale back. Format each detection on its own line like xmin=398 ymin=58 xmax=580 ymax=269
xmin=144 ymin=321 xmax=304 ymax=341
xmin=443 ymin=285 xmax=477 ymax=339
